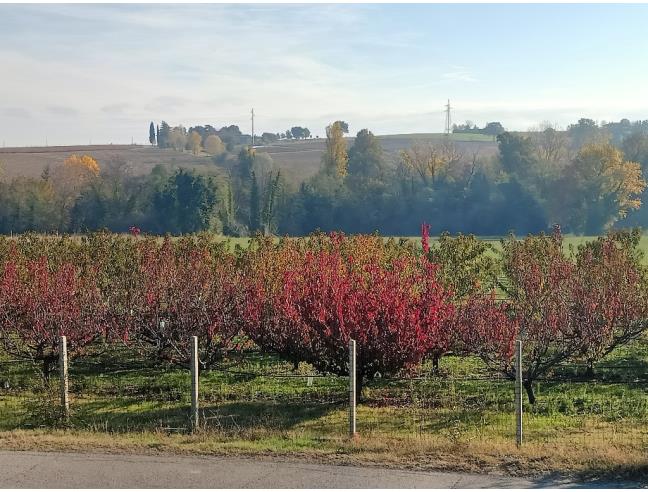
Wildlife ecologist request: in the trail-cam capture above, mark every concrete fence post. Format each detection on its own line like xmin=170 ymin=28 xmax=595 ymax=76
xmin=348 ymin=339 xmax=357 ymax=438
xmin=58 ymin=335 xmax=69 ymax=421
xmin=515 ymin=339 xmax=523 ymax=447
xmin=190 ymin=336 xmax=199 ymax=432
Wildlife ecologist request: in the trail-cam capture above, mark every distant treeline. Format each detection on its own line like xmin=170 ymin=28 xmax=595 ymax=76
xmin=2 ymin=117 xmax=648 ymax=236
xmin=148 ymin=121 xmax=315 ymax=154
xmin=452 ymin=121 xmax=505 ymax=136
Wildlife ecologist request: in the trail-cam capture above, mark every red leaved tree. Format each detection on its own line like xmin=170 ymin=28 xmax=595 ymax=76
xmin=0 ymin=252 xmax=107 ymax=379
xmin=496 ymin=227 xmax=648 ymax=402
xmin=423 ymin=230 xmax=501 ymax=370
xmin=124 ymin=237 xmax=242 ymax=368
xmin=572 ymin=230 xmax=648 ymax=374
xmin=496 ymin=226 xmax=578 ymax=403
xmin=241 ymin=233 xmax=454 ymax=395
xmin=452 ymin=292 xmax=518 ymax=371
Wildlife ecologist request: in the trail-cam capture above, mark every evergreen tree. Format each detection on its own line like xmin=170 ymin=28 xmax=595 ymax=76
xmin=348 ymin=129 xmax=385 ymax=180
xmin=152 ymin=170 xmax=218 ymax=234
xmin=262 ymin=170 xmax=281 ymax=234
xmin=149 ymin=122 xmax=156 ymax=146
xmin=218 ymin=177 xmax=242 ymax=236
xmin=249 ymin=170 xmax=261 ymax=233
xmin=158 ymin=121 xmax=171 ymax=148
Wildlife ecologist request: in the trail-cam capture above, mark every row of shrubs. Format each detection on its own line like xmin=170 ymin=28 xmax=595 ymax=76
xmin=0 ymin=227 xmax=646 ymax=402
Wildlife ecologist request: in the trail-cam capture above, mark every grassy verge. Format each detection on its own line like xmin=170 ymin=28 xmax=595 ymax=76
xmin=0 ymin=427 xmax=646 ymax=483
xmin=1 ymin=343 xmax=647 ymax=483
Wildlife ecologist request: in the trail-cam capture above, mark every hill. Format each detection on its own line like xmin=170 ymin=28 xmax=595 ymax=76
xmin=0 ymin=145 xmax=224 ymax=180
xmin=256 ymin=132 xmax=498 ymax=184
xmin=0 ymin=133 xmax=499 ymax=185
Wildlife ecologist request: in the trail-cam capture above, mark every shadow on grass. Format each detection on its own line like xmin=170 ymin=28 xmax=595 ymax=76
xmin=67 ymin=398 xmax=342 ymax=435
xmin=200 ymin=401 xmax=341 ymax=433
xmin=534 ymin=465 xmax=648 ymax=488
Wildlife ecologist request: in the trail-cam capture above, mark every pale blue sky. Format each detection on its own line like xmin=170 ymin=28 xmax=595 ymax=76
xmin=2 ymin=3 xmax=648 ymax=146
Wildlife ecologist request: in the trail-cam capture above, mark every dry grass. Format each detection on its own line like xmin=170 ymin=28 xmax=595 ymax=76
xmin=0 ymin=428 xmax=645 ymax=484
xmin=0 ymin=145 xmax=224 ymax=180
xmin=256 ymin=134 xmax=499 ymax=185
xmin=0 ymin=135 xmax=500 ymax=187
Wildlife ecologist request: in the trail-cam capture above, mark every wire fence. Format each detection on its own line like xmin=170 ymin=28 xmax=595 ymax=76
xmin=1 ymin=343 xmax=647 ymax=451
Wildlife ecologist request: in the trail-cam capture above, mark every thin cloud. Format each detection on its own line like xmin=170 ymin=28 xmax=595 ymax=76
xmin=47 ymin=106 xmax=79 ymax=117
xmin=442 ymin=68 xmax=477 ymax=83
xmin=1 ymin=4 xmax=647 ymax=145
xmin=1 ymin=107 xmax=31 ymax=119
xmin=101 ymin=103 xmax=130 ymax=115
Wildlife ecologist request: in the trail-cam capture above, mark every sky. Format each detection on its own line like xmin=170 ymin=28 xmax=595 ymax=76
xmin=2 ymin=3 xmax=648 ymax=146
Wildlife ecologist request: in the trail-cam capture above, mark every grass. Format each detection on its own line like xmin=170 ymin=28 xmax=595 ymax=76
xmin=1 ymin=427 xmax=647 ymax=482
xmin=0 ymin=145 xmax=226 ymax=181
xmin=0 ymin=133 xmax=499 ymax=186
xmin=376 ymin=132 xmax=496 ymax=142
xmin=1 ymin=341 xmax=647 ymax=482
xmin=9 ymin=233 xmax=648 ymax=260
xmin=182 ymin=234 xmax=648 ymax=263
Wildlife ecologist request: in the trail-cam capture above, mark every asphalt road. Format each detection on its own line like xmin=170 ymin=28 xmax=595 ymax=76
xmin=0 ymin=451 xmax=632 ymax=488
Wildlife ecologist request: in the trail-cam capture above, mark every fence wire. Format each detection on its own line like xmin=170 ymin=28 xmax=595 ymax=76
xmin=1 ymin=347 xmax=647 ymax=451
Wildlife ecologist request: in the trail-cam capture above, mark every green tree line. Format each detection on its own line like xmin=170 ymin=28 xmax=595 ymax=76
xmin=2 ymin=117 xmax=648 ymax=236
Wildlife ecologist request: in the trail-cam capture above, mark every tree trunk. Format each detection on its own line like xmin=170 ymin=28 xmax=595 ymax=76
xmin=42 ymin=358 xmax=54 ymax=382
xmin=432 ymin=353 xmax=440 ymax=373
xmin=523 ymin=379 xmax=536 ymax=405
xmin=584 ymin=362 xmax=595 ymax=378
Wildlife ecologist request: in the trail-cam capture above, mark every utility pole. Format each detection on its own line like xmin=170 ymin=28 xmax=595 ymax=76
xmin=515 ymin=339 xmax=523 ymax=446
xmin=444 ymin=99 xmax=452 ymax=136
xmin=251 ymin=108 xmax=255 ymax=147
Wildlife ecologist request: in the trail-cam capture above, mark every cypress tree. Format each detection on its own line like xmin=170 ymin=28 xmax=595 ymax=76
xmin=249 ymin=170 xmax=260 ymax=233
xmin=149 ymin=122 xmax=156 ymax=146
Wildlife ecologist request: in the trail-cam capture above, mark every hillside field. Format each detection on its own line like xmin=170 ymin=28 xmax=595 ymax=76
xmin=257 ymin=133 xmax=498 ymax=184
xmin=0 ymin=145 xmax=224 ymax=180
xmin=0 ymin=133 xmax=498 ymax=186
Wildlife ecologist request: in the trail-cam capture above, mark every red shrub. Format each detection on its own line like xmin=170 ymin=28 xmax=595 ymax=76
xmin=452 ymin=292 xmax=517 ymax=369
xmin=240 ymin=234 xmax=454 ymax=394
xmin=0 ymin=253 xmax=107 ymax=378
xmin=124 ymin=237 xmax=242 ymax=368
xmin=573 ymin=231 xmax=648 ymax=369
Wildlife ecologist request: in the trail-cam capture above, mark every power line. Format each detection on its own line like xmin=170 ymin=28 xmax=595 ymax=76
xmin=444 ymin=99 xmax=452 ymax=136
xmin=251 ymin=108 xmax=255 ymax=147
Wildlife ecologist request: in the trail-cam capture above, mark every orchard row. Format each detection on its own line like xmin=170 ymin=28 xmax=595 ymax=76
xmin=0 ymin=228 xmax=646 ymax=402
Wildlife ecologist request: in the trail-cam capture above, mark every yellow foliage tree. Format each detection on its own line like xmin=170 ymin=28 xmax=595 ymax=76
xmin=51 ymin=154 xmax=101 ymax=228
xmin=63 ymin=154 xmax=100 ymax=176
xmin=188 ymin=131 xmax=202 ymax=155
xmin=169 ymin=127 xmax=187 ymax=151
xmin=322 ymin=121 xmax=348 ymax=178
xmin=564 ymin=143 xmax=646 ymax=232
xmin=204 ymin=135 xmax=225 ymax=156
xmin=399 ymin=141 xmax=463 ymax=186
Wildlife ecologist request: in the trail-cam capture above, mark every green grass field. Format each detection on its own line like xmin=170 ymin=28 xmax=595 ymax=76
xmin=1 ymin=338 xmax=647 ymax=480
xmin=202 ymin=234 xmax=648 ymax=264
